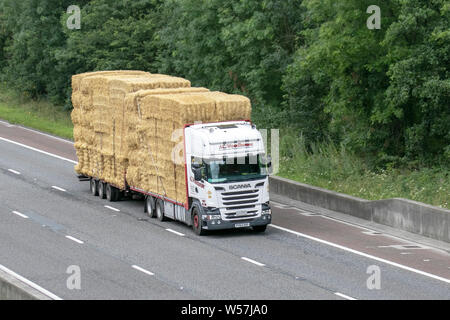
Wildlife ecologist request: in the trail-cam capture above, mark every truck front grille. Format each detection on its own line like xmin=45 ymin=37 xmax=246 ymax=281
xmin=220 ymin=189 xmax=260 ymax=220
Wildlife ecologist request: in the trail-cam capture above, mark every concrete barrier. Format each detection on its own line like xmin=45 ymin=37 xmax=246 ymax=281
xmin=0 ymin=267 xmax=53 ymax=300
xmin=269 ymin=176 xmax=450 ymax=243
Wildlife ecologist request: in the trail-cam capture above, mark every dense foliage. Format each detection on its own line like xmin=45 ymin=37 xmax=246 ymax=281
xmin=0 ymin=0 xmax=448 ymax=167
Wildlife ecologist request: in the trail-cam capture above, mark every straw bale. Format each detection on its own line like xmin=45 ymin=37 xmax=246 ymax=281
xmin=72 ymin=70 xmax=252 ymax=206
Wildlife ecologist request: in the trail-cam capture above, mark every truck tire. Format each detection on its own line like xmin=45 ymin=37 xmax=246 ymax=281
xmin=145 ymin=196 xmax=156 ymax=218
xmin=253 ymin=225 xmax=267 ymax=233
xmin=192 ymin=206 xmax=207 ymax=236
xmin=98 ymin=181 xmax=106 ymax=199
xmin=106 ymin=183 xmax=119 ymax=202
xmin=90 ymin=178 xmax=99 ymax=196
xmin=156 ymin=200 xmax=166 ymax=222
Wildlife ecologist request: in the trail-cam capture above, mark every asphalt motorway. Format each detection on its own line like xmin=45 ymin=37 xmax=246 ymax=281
xmin=0 ymin=120 xmax=449 ymax=300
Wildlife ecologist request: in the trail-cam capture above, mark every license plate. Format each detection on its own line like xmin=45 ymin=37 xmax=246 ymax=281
xmin=235 ymin=223 xmax=250 ymax=228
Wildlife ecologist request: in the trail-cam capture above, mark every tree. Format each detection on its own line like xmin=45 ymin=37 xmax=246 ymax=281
xmin=382 ymin=0 xmax=450 ymax=164
xmin=156 ymin=0 xmax=304 ymax=128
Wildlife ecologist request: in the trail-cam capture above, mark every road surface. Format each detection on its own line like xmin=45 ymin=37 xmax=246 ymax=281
xmin=0 ymin=120 xmax=449 ymax=299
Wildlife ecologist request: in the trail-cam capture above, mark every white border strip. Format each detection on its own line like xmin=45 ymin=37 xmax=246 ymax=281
xmin=270 ymin=224 xmax=450 ymax=284
xmin=0 ymin=264 xmax=62 ymax=300
xmin=0 ymin=137 xmax=77 ymax=164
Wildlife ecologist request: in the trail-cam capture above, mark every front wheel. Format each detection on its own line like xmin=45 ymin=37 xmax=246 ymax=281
xmin=90 ymin=178 xmax=99 ymax=196
xmin=192 ymin=206 xmax=207 ymax=236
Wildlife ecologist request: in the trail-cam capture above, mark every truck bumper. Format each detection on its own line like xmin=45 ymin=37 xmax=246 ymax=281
xmin=202 ymin=215 xmax=271 ymax=231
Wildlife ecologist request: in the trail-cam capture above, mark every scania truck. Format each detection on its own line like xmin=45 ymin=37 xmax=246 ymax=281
xmin=72 ymin=71 xmax=272 ymax=235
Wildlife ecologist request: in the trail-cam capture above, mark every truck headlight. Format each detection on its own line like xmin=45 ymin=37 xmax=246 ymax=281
xmin=262 ymin=203 xmax=271 ymax=215
xmin=206 ymin=215 xmax=221 ymax=220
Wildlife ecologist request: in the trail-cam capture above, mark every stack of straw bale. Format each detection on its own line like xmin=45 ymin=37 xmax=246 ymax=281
xmin=72 ymin=71 xmax=251 ymax=204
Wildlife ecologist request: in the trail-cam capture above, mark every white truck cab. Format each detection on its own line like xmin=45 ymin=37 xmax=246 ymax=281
xmin=184 ymin=121 xmax=272 ymax=234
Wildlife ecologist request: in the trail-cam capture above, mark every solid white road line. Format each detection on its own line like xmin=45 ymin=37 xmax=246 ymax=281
xmin=132 ymin=265 xmax=155 ymax=276
xmin=335 ymin=292 xmax=357 ymax=300
xmin=12 ymin=211 xmax=29 ymax=219
xmin=165 ymin=228 xmax=185 ymax=237
xmin=52 ymin=186 xmax=67 ymax=192
xmin=65 ymin=235 xmax=84 ymax=244
xmin=11 ymin=125 xmax=74 ymax=144
xmin=3 ymin=134 xmax=448 ymax=286
xmin=241 ymin=257 xmax=266 ymax=267
xmin=0 ymin=265 xmax=62 ymax=300
xmin=270 ymin=224 xmax=450 ymax=284
xmin=8 ymin=169 xmax=21 ymax=175
xmin=0 ymin=120 xmax=14 ymax=127
xmin=104 ymin=205 xmax=120 ymax=212
xmin=0 ymin=136 xmax=77 ymax=164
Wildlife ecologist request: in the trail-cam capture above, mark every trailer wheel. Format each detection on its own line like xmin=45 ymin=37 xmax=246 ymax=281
xmin=106 ymin=184 xmax=119 ymax=202
xmin=145 ymin=196 xmax=156 ymax=218
xmin=192 ymin=206 xmax=207 ymax=236
xmin=156 ymin=200 xmax=166 ymax=222
xmin=98 ymin=181 xmax=106 ymax=199
xmin=90 ymin=178 xmax=99 ymax=196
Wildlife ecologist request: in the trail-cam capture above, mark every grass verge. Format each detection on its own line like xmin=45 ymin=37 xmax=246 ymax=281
xmin=0 ymin=84 xmax=73 ymax=140
xmin=278 ymin=131 xmax=449 ymax=209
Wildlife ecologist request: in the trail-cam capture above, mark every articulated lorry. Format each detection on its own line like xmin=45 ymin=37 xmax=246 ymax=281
xmin=71 ymin=71 xmax=272 ymax=235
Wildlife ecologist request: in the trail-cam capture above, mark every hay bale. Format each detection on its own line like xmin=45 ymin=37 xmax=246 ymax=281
xmin=72 ymin=71 xmax=253 ymax=204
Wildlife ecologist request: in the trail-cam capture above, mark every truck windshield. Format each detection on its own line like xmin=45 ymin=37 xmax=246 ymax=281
xmin=204 ymin=155 xmax=268 ymax=184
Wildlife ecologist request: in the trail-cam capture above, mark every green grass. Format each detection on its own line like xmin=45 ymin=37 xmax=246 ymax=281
xmin=278 ymin=131 xmax=449 ymax=209
xmin=0 ymin=84 xmax=73 ymax=140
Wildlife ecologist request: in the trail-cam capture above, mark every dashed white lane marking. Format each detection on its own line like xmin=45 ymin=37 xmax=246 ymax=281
xmin=132 ymin=265 xmax=155 ymax=276
xmin=3 ymin=135 xmax=447 ymax=285
xmin=289 ymin=207 xmax=321 ymax=216
xmin=65 ymin=236 xmax=84 ymax=244
xmin=377 ymin=244 xmax=429 ymax=250
xmin=8 ymin=169 xmax=21 ymax=175
xmin=52 ymin=186 xmax=67 ymax=192
xmin=241 ymin=257 xmax=266 ymax=267
xmin=335 ymin=292 xmax=357 ymax=300
xmin=423 ymin=259 xmax=431 ymax=262
xmin=165 ymin=228 xmax=185 ymax=237
xmin=12 ymin=211 xmax=29 ymax=219
xmin=0 ymin=265 xmax=62 ymax=300
xmin=0 ymin=137 xmax=78 ymax=164
xmin=362 ymin=231 xmax=383 ymax=236
xmin=104 ymin=205 xmax=120 ymax=212
xmin=270 ymin=224 xmax=450 ymax=284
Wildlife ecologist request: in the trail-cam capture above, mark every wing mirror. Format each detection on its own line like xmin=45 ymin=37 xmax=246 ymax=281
xmin=193 ymin=168 xmax=203 ymax=181
xmin=191 ymin=163 xmax=203 ymax=181
xmin=260 ymin=155 xmax=273 ymax=175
